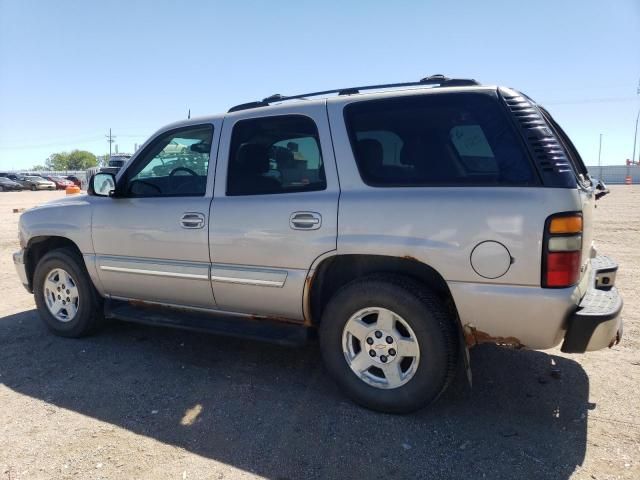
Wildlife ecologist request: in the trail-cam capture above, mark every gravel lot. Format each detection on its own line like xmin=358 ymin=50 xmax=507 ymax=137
xmin=1 ymin=188 xmax=638 ymax=480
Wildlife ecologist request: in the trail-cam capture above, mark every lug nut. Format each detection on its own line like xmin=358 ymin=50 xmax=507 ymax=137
xmin=380 ymin=355 xmax=388 ymax=363
xmin=375 ymin=331 xmax=382 ymax=339
xmin=61 ymin=284 xmax=65 ymax=289
xmin=66 ymin=290 xmax=70 ymax=294
xmin=57 ymin=295 xmax=61 ymax=299
xmin=57 ymin=287 xmax=60 ymax=292
xmin=369 ymin=350 xmax=376 ymax=357
xmin=366 ymin=338 xmax=374 ymax=345
xmin=62 ymin=300 xmax=66 ymax=305
xmin=386 ymin=336 xmax=393 ymax=344
xmin=389 ymin=348 xmax=396 ymax=356
xmin=66 ymin=297 xmax=70 ymax=302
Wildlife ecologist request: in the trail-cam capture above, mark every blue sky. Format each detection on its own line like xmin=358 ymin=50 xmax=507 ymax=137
xmin=0 ymin=0 xmax=639 ymax=170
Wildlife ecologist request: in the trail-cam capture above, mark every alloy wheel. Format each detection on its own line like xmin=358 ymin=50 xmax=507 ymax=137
xmin=342 ymin=307 xmax=421 ymax=389
xmin=43 ymin=268 xmax=80 ymax=322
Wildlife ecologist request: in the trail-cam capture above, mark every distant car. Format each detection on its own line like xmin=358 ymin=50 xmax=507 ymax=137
xmin=45 ymin=176 xmax=74 ymax=190
xmin=65 ymin=176 xmax=82 ymax=187
xmin=16 ymin=175 xmax=56 ymax=191
xmin=108 ymin=154 xmax=132 ymax=170
xmin=0 ymin=177 xmax=23 ymax=191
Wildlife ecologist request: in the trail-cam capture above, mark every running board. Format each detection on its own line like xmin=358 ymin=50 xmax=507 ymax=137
xmin=104 ymin=299 xmax=311 ymax=347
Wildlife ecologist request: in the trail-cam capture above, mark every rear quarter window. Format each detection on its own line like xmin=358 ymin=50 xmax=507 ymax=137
xmin=344 ymin=92 xmax=537 ymax=187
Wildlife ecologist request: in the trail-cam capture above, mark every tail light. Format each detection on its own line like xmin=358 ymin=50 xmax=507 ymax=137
xmin=542 ymin=213 xmax=582 ymax=288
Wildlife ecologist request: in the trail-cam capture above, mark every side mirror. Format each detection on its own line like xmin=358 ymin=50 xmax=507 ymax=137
xmin=88 ymin=172 xmax=116 ymax=197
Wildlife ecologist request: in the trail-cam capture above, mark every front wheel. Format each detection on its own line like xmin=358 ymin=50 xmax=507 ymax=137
xmin=30 ymin=185 xmax=36 ymax=191
xmin=33 ymin=248 xmax=104 ymax=337
xmin=319 ymin=275 xmax=458 ymax=413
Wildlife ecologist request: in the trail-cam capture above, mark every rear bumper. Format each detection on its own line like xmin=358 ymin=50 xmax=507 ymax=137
xmin=561 ymin=256 xmax=623 ymax=353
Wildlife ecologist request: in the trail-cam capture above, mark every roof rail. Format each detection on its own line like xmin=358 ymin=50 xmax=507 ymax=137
xmin=227 ymin=75 xmax=480 ymax=113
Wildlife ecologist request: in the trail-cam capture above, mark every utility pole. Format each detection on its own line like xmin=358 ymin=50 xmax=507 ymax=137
xmin=598 ymin=133 xmax=603 ymax=180
xmin=105 ymin=128 xmax=116 ymax=159
xmin=632 ymin=79 xmax=640 ymax=165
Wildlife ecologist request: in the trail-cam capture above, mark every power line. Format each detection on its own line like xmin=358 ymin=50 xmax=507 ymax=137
xmin=542 ymin=96 xmax=638 ymax=106
xmin=0 ymin=132 xmax=148 ymax=150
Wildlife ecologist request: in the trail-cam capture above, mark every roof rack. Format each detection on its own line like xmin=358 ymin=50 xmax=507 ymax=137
xmin=227 ymin=74 xmax=480 ymax=113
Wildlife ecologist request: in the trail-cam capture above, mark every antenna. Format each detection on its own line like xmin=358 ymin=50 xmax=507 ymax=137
xmin=188 ymin=108 xmax=191 ymax=119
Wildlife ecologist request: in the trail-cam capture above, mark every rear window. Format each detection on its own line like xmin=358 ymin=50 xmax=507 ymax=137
xmin=344 ymin=93 xmax=536 ymax=186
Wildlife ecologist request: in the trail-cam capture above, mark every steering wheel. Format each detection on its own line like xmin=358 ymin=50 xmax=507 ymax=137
xmin=169 ymin=167 xmax=198 ymax=176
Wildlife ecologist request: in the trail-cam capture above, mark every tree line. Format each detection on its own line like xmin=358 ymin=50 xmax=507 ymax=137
xmin=31 ymin=150 xmax=101 ymax=171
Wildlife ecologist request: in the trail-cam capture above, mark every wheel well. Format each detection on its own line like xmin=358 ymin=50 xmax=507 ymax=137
xmin=308 ymin=254 xmax=458 ymax=326
xmin=25 ymin=236 xmax=82 ymax=289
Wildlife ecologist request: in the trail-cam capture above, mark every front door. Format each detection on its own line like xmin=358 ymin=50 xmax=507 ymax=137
xmin=210 ymin=105 xmax=339 ymax=320
xmin=92 ymin=122 xmax=220 ymax=308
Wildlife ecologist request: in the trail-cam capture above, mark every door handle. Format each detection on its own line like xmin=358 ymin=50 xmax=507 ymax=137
xmin=290 ymin=211 xmax=322 ymax=230
xmin=181 ymin=212 xmax=205 ymax=229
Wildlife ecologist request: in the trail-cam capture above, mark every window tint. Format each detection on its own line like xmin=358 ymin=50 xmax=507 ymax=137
xmin=227 ymin=115 xmax=326 ymax=196
xmin=123 ymin=125 xmax=213 ymax=197
xmin=344 ymin=93 xmax=536 ymax=186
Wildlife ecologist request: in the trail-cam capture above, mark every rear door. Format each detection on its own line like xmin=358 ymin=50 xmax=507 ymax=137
xmin=91 ymin=122 xmax=221 ymax=308
xmin=209 ymin=103 xmax=339 ymax=320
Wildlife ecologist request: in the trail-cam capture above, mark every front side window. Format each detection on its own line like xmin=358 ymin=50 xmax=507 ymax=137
xmin=226 ymin=115 xmax=326 ymax=196
xmin=345 ymin=93 xmax=536 ymax=186
xmin=122 ymin=125 xmax=213 ymax=197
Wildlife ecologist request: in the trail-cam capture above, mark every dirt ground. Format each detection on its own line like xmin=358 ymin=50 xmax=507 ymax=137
xmin=0 ymin=188 xmax=638 ymax=480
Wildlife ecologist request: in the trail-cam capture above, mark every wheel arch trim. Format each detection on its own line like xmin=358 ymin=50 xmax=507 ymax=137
xmin=23 ymin=236 xmax=104 ymax=296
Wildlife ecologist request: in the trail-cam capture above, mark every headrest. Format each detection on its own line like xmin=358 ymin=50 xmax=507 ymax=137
xmin=272 ymin=146 xmax=295 ymax=168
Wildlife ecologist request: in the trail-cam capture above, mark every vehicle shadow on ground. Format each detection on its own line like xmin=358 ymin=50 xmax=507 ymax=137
xmin=1 ymin=310 xmax=590 ymax=479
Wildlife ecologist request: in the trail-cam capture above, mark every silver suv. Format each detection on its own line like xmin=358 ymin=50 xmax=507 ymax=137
xmin=13 ymin=76 xmax=623 ymax=413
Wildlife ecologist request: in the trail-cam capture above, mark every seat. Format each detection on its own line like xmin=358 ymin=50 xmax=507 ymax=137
xmin=400 ymin=131 xmax=460 ymax=183
xmin=355 ymin=138 xmax=386 ymax=182
xmin=228 ymin=143 xmax=281 ymax=195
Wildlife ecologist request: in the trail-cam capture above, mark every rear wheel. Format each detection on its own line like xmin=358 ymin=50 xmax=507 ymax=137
xmin=33 ymin=248 xmax=104 ymax=337
xmin=319 ymin=275 xmax=458 ymax=413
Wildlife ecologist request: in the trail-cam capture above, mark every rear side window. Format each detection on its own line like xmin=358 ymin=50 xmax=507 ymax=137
xmin=344 ymin=93 xmax=536 ymax=186
xmin=226 ymin=115 xmax=326 ymax=196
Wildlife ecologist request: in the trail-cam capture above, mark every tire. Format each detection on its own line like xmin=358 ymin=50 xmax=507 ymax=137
xmin=33 ymin=248 xmax=104 ymax=337
xmin=0 ymin=186 xmax=4 ymax=192
xmin=30 ymin=185 xmax=36 ymax=191
xmin=319 ymin=275 xmax=458 ymax=414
